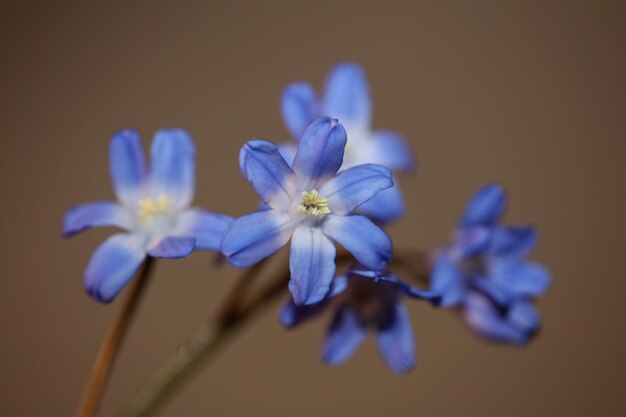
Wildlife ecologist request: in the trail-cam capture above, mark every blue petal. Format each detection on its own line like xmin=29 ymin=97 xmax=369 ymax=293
xmin=109 ymin=129 xmax=146 ymax=207
xmin=462 ymin=292 xmax=531 ymax=344
xmin=323 ymin=305 xmax=367 ymax=366
xmin=281 ymin=82 xmax=319 ymax=139
xmin=222 ymin=210 xmax=296 ymax=268
xmin=357 ymin=182 xmax=406 ymax=223
xmin=63 ymin=202 xmax=133 ymax=237
xmin=84 ymin=233 xmax=147 ymax=303
xmin=489 ymin=225 xmax=537 ymax=258
xmin=430 ymin=257 xmax=466 ymax=307
xmin=147 ymin=236 xmax=195 ymax=259
xmin=280 ymin=275 xmax=347 ymax=328
xmin=488 ymin=260 xmax=551 ymax=298
xmin=460 ymin=183 xmax=507 ymax=228
xmin=322 ymin=62 xmax=371 ymax=130
xmin=320 ymin=164 xmax=392 ymax=215
xmin=508 ymin=301 xmax=541 ymax=335
xmin=288 ymin=225 xmax=337 ymax=305
xmin=277 ymin=142 xmax=297 ymax=167
xmin=322 ymin=214 xmax=391 ymax=272
xmin=470 ymin=276 xmax=512 ymax=309
xmin=348 ymin=267 xmax=440 ymax=302
xmin=450 ymin=227 xmax=492 ymax=259
xmin=376 ymin=301 xmax=416 ymax=374
xmin=149 ymin=129 xmax=195 ymax=209
xmin=369 ymin=130 xmax=415 ymax=172
xmin=292 ymin=117 xmax=346 ymax=189
xmin=239 ymin=140 xmax=296 ymax=210
xmin=172 ymin=209 xmax=234 ymax=251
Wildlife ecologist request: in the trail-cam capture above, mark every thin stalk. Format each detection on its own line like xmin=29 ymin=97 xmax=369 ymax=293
xmin=76 ymin=257 xmax=155 ymax=417
xmin=118 ymin=265 xmax=290 ymax=417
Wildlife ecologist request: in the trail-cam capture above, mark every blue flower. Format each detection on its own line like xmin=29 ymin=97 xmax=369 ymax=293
xmin=431 ymin=184 xmax=551 ymax=344
xmin=280 ymin=62 xmax=414 ymax=223
xmin=280 ymin=265 xmax=439 ymax=374
xmin=222 ymin=117 xmax=394 ymax=305
xmin=63 ymin=129 xmax=234 ymax=303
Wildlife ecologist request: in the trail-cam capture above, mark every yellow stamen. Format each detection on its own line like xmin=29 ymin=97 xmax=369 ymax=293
xmin=138 ymin=194 xmax=173 ymax=219
xmin=298 ymin=189 xmax=331 ymax=217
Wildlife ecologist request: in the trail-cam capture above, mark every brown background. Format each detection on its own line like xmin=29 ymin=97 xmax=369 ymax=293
xmin=2 ymin=1 xmax=625 ymax=416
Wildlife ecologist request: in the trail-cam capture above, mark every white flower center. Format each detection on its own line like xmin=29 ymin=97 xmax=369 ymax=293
xmin=136 ymin=194 xmax=176 ymax=236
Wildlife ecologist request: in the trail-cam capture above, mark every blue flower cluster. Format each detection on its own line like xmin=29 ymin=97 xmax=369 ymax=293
xmin=64 ymin=62 xmax=550 ymax=373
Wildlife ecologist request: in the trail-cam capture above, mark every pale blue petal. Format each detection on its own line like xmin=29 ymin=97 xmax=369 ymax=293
xmin=369 ymin=130 xmax=415 ymax=172
xmin=357 ymin=182 xmax=405 ymax=223
xmin=84 ymin=233 xmax=147 ymax=303
xmin=463 ymin=292 xmax=530 ymax=344
xmin=281 ymin=82 xmax=319 ymax=139
xmin=63 ymin=202 xmax=133 ymax=237
xmin=277 ymin=142 xmax=297 ymax=167
xmin=322 ymin=62 xmax=371 ymax=130
xmin=150 ymin=129 xmax=195 ymax=209
xmin=109 ymin=129 xmax=146 ymax=207
xmin=147 ymin=236 xmax=195 ymax=259
xmin=172 ymin=209 xmax=234 ymax=251
xmin=320 ymin=164 xmax=392 ymax=215
xmin=489 ymin=225 xmax=537 ymax=258
xmin=431 ymin=257 xmax=466 ymax=307
xmin=239 ymin=140 xmax=296 ymax=210
xmin=489 ymin=260 xmax=551 ymax=298
xmin=376 ymin=302 xmax=416 ymax=374
xmin=460 ymin=183 xmax=507 ymax=228
xmin=292 ymin=117 xmax=346 ymax=189
xmin=222 ymin=210 xmax=296 ymax=268
xmin=322 ymin=306 xmax=367 ymax=366
xmin=450 ymin=227 xmax=491 ymax=259
xmin=322 ymin=214 xmax=391 ymax=271
xmin=509 ymin=301 xmax=541 ymax=335
xmin=289 ymin=225 xmax=336 ymax=305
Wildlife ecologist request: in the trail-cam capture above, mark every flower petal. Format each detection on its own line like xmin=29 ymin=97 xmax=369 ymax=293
xmin=288 ymin=225 xmax=337 ymax=305
xmin=322 ymin=214 xmax=391 ymax=271
xmin=63 ymin=202 xmax=133 ymax=237
xmin=357 ymin=182 xmax=405 ymax=223
xmin=292 ymin=117 xmax=347 ymax=189
xmin=460 ymin=183 xmax=507 ymax=228
xmin=147 ymin=236 xmax=195 ymax=258
xmin=349 ymin=267 xmax=440 ymax=302
xmin=463 ymin=292 xmax=533 ymax=344
xmin=222 ymin=210 xmax=296 ymax=268
xmin=376 ymin=301 xmax=416 ymax=374
xmin=369 ymin=130 xmax=415 ymax=172
xmin=430 ymin=257 xmax=466 ymax=307
xmin=277 ymin=141 xmax=297 ymax=167
xmin=281 ymin=82 xmax=319 ymax=139
xmin=450 ymin=226 xmax=492 ymax=259
xmin=239 ymin=140 xmax=296 ymax=210
xmin=84 ymin=233 xmax=147 ymax=303
xmin=322 ymin=62 xmax=371 ymax=130
xmin=489 ymin=225 xmax=537 ymax=258
xmin=489 ymin=260 xmax=551 ymax=297
xmin=320 ymin=164 xmax=393 ymax=215
xmin=109 ymin=129 xmax=147 ymax=207
xmin=172 ymin=209 xmax=234 ymax=251
xmin=322 ymin=305 xmax=367 ymax=366
xmin=150 ymin=128 xmax=195 ymax=209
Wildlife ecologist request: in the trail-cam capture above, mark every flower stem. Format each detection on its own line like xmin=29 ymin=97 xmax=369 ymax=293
xmin=118 ymin=262 xmax=290 ymax=417
xmin=76 ymin=257 xmax=155 ymax=417
xmin=117 ymin=248 xmax=430 ymax=417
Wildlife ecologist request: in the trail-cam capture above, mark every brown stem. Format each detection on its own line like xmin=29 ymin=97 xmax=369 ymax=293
xmin=76 ymin=257 xmax=155 ymax=417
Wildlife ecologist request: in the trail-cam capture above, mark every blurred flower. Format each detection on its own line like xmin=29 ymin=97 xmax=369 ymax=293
xmin=222 ymin=117 xmax=393 ymax=305
xmin=63 ymin=129 xmax=233 ymax=302
xmin=280 ymin=62 xmax=414 ymax=223
xmin=431 ymin=184 xmax=551 ymax=344
xmin=280 ymin=265 xmax=439 ymax=374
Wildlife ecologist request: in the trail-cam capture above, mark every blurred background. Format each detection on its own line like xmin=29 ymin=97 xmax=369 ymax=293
xmin=2 ymin=1 xmax=625 ymax=416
